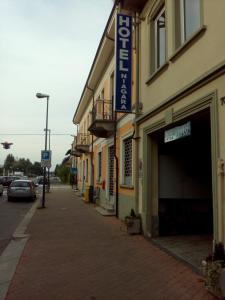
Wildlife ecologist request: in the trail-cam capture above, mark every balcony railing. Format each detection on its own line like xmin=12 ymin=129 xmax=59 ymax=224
xmin=92 ymin=99 xmax=113 ymax=122
xmin=88 ymin=99 xmax=115 ymax=138
xmin=75 ymin=133 xmax=90 ymax=153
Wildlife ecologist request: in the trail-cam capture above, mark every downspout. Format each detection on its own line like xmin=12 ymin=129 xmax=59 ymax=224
xmin=134 ymin=12 xmax=141 ymax=215
xmin=114 ymin=110 xmax=119 ymax=218
xmin=114 ymin=3 xmax=120 ymax=218
xmin=87 ymin=86 xmax=95 ymax=201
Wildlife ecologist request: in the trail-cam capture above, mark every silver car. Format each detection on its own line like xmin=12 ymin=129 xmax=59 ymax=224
xmin=7 ymin=180 xmax=36 ymax=201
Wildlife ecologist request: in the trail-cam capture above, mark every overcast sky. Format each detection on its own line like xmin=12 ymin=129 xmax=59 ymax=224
xmin=0 ymin=0 xmax=113 ymax=170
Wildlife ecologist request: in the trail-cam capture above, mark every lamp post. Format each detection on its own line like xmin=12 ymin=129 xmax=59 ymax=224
xmin=44 ymin=128 xmax=51 ymax=192
xmin=36 ymin=92 xmax=50 ymax=208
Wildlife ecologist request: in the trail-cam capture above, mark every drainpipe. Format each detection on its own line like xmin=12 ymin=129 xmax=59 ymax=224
xmin=114 ymin=110 xmax=119 ymax=218
xmin=134 ymin=12 xmax=141 ymax=215
xmin=218 ymin=158 xmax=225 ymax=245
xmin=87 ymin=86 xmax=95 ymax=202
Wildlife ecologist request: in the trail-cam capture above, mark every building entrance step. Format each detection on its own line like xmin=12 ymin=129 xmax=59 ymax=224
xmin=95 ymin=206 xmax=115 ymax=216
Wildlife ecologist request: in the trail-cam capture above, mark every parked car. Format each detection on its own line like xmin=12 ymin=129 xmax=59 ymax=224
xmin=35 ymin=176 xmax=48 ymax=185
xmin=0 ymin=183 xmax=3 ymax=196
xmin=50 ymin=176 xmax=61 ymax=184
xmin=7 ymin=179 xmax=37 ymax=201
xmin=0 ymin=176 xmax=14 ymax=187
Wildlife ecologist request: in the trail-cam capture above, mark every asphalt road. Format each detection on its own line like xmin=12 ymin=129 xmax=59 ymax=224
xmin=0 ymin=188 xmax=34 ymax=255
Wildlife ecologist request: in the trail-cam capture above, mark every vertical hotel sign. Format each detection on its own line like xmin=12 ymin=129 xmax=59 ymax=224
xmin=115 ymin=13 xmax=132 ymax=112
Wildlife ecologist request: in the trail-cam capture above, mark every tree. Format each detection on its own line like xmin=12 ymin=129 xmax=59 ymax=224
xmin=2 ymin=155 xmax=43 ymax=176
xmin=14 ymin=158 xmax=32 ymax=175
xmin=4 ymin=154 xmax=15 ymax=171
xmin=30 ymin=162 xmax=43 ymax=176
xmin=55 ymin=163 xmax=70 ymax=183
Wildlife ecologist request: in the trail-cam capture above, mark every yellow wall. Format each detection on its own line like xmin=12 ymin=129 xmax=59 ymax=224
xmin=140 ymin=0 xmax=225 ymax=114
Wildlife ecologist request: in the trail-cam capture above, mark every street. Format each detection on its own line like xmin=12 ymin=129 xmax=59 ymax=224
xmin=4 ymin=186 xmax=215 ymax=300
xmin=0 ymin=188 xmax=35 ymax=255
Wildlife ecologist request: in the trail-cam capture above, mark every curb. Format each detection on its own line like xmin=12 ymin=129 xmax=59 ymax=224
xmin=0 ymin=200 xmax=38 ymax=300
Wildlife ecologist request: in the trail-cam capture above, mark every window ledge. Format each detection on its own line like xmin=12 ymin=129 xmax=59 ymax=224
xmin=120 ymin=184 xmax=134 ymax=190
xmin=169 ymin=25 xmax=207 ymax=63
xmin=146 ymin=61 xmax=169 ymax=85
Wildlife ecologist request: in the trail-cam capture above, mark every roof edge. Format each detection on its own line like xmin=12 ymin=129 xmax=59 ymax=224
xmin=73 ymin=3 xmax=117 ymax=125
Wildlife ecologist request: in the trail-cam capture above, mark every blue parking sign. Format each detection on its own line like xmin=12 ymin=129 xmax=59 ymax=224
xmin=41 ymin=150 xmax=52 ymax=168
xmin=41 ymin=150 xmax=51 ymax=160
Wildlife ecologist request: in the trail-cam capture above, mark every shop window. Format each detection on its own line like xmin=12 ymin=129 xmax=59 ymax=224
xmin=174 ymin=0 xmax=201 ymax=49
xmin=150 ymin=5 xmax=166 ymax=74
xmin=123 ymin=137 xmax=133 ymax=186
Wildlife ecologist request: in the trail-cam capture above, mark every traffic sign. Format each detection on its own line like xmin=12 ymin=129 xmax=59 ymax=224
xmin=41 ymin=150 xmax=52 ymax=168
xmin=41 ymin=150 xmax=51 ymax=160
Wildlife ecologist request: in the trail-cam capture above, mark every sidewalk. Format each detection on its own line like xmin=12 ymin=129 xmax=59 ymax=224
xmin=4 ymin=186 xmax=215 ymax=300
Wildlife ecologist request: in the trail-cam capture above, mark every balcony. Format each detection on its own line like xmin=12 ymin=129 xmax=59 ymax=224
xmin=71 ymin=149 xmax=82 ymax=157
xmin=75 ymin=133 xmax=90 ymax=153
xmin=88 ymin=99 xmax=115 ymax=138
xmin=118 ymin=0 xmax=147 ymax=12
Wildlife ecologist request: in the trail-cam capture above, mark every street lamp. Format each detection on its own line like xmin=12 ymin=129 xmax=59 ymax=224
xmin=36 ymin=92 xmax=50 ymax=208
xmin=44 ymin=128 xmax=51 ymax=192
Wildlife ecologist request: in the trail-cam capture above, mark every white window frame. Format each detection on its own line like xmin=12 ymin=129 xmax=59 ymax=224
xmin=154 ymin=6 xmax=166 ymax=70
xmin=175 ymin=0 xmax=201 ymax=48
xmin=148 ymin=2 xmax=166 ymax=75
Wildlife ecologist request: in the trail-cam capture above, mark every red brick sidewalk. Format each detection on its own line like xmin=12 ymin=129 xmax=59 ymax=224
xmin=6 ymin=187 xmax=215 ymax=300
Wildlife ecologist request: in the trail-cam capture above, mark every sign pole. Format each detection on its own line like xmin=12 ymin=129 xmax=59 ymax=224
xmin=41 ymin=96 xmax=49 ymax=208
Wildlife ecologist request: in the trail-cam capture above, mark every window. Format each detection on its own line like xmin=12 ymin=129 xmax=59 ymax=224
xmin=110 ymin=72 xmax=114 ymax=117
xmin=110 ymin=72 xmax=114 ymax=101
xmin=83 ymin=160 xmax=85 ymax=181
xmin=97 ymin=152 xmax=102 ymax=181
xmin=175 ymin=0 xmax=201 ymax=49
xmin=85 ymin=159 xmax=88 ymax=182
xmin=123 ymin=137 xmax=132 ymax=186
xmin=100 ymin=88 xmax=104 ymax=101
xmin=151 ymin=6 xmax=166 ymax=73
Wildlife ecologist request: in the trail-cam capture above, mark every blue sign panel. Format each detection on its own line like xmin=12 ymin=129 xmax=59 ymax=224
xmin=41 ymin=150 xmax=51 ymax=160
xmin=70 ymin=167 xmax=77 ymax=174
xmin=115 ymin=13 xmax=132 ymax=112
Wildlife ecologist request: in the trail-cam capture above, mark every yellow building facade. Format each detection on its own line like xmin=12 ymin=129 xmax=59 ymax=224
xmin=73 ymin=5 xmax=138 ymax=219
xmin=117 ymin=0 xmax=225 ymax=246
xmin=73 ymin=0 xmax=225 ymax=248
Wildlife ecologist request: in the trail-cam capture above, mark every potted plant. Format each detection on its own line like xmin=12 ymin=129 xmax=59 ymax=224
xmin=202 ymin=242 xmax=225 ymax=299
xmin=125 ymin=209 xmax=141 ymax=234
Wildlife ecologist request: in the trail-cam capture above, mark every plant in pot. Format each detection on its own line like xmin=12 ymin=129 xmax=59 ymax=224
xmin=124 ymin=209 xmax=141 ymax=234
xmin=202 ymin=242 xmax=225 ymax=298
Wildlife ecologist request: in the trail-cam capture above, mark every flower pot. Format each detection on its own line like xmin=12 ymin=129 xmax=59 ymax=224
xmin=203 ymin=261 xmax=225 ymax=299
xmin=125 ymin=216 xmax=141 ymax=234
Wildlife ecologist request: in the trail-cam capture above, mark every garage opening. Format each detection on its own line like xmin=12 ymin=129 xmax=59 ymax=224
xmin=157 ymin=109 xmax=213 ymax=236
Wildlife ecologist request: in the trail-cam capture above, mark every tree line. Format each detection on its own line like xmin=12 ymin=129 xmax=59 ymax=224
xmin=0 ymin=154 xmax=71 ymax=183
xmin=0 ymin=154 xmax=43 ymax=176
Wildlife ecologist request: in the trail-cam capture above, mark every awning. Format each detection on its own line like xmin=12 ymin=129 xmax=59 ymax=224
xmin=65 ymin=149 xmax=71 ymax=155
xmin=62 ymin=156 xmax=70 ymax=164
xmin=71 ymin=150 xmax=82 ymax=157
